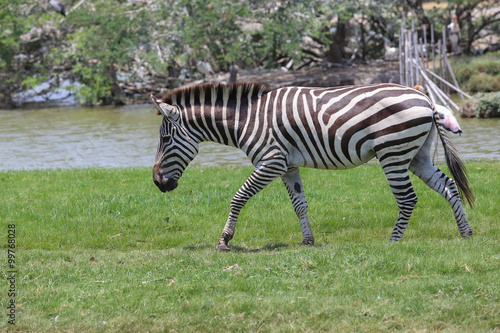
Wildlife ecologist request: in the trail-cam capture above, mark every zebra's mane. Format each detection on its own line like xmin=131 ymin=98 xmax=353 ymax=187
xmin=160 ymin=82 xmax=271 ymax=106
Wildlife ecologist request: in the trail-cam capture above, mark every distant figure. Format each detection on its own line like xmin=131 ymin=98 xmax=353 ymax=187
xmin=383 ymin=37 xmax=399 ymax=61
xmin=49 ymin=0 xmax=66 ymax=16
xmin=196 ymin=61 xmax=215 ymax=77
xmin=447 ymin=15 xmax=461 ymax=54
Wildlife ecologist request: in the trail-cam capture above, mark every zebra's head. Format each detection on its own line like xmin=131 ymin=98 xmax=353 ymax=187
xmin=152 ymin=98 xmax=199 ymax=193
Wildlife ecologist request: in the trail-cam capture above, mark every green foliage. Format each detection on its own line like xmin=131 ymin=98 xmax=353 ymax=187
xmin=174 ymin=0 xmax=251 ymax=70
xmin=166 ymin=0 xmax=328 ymax=70
xmin=1 ymin=0 xmax=499 ymax=106
xmin=451 ymin=52 xmax=500 ymax=93
xmin=466 ymin=74 xmax=500 ymax=93
xmin=0 ymin=163 xmax=499 ymax=331
xmin=0 ymin=0 xmax=25 ymax=71
xmin=64 ymin=1 xmax=152 ymax=104
xmin=476 ymin=92 xmax=500 ymax=113
xmin=256 ymin=1 xmax=317 ymax=67
xmin=0 ymin=0 xmax=31 ymax=103
xmin=462 ymin=92 xmax=500 ymax=118
xmin=21 ymin=75 xmax=47 ymax=90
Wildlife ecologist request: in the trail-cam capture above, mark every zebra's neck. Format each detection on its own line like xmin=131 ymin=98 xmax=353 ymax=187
xmin=166 ymin=83 xmax=269 ymax=148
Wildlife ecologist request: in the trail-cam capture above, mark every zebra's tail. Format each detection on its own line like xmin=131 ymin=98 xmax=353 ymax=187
xmin=433 ymin=107 xmax=475 ymax=207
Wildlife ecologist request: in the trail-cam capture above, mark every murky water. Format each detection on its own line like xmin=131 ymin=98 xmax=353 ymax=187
xmin=448 ymin=117 xmax=500 ymax=161
xmin=0 ymin=104 xmax=250 ymax=171
xmin=0 ymin=104 xmax=498 ymax=171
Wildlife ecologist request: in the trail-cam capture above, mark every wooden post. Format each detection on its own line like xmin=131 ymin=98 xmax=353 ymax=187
xmin=443 ymin=52 xmax=464 ymax=100
xmin=415 ymin=32 xmax=420 ymax=85
xmin=399 ymin=17 xmax=405 ymax=85
xmin=438 ymin=40 xmax=444 ymax=91
xmin=408 ymin=32 xmax=414 ymax=86
xmin=426 ymin=82 xmax=437 ymax=103
xmin=422 ymin=69 xmax=460 ymax=111
xmin=425 ymin=68 xmax=472 ymax=99
xmin=431 ymin=24 xmax=435 ymax=82
xmin=413 ymin=31 xmax=420 ymax=84
xmin=411 ymin=20 xmax=420 ymax=84
xmin=441 ymin=27 xmax=449 ymax=95
xmin=420 ymin=67 xmax=449 ymax=107
xmin=405 ymin=31 xmax=408 ymax=86
xmin=423 ymin=24 xmax=428 ymax=69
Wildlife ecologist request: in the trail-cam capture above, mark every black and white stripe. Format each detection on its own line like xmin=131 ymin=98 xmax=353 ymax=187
xmin=152 ymin=82 xmax=474 ymax=250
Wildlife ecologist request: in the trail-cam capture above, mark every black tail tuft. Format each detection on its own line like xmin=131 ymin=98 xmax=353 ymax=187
xmin=433 ymin=109 xmax=475 ymax=207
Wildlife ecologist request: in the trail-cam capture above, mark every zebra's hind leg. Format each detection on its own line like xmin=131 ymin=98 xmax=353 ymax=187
xmin=216 ymin=157 xmax=288 ymax=252
xmin=382 ymin=167 xmax=419 ymax=241
xmin=281 ymin=168 xmax=314 ymax=246
xmin=409 ymin=157 xmax=473 ymax=238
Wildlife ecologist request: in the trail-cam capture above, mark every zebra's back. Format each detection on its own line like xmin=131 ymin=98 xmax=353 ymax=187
xmin=259 ymin=83 xmax=435 ymax=170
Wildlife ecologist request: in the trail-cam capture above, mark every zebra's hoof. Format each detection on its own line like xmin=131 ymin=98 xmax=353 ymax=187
xmin=461 ymin=228 xmax=473 ymax=238
xmin=302 ymin=240 xmax=314 ymax=246
xmin=216 ymin=241 xmax=231 ymax=252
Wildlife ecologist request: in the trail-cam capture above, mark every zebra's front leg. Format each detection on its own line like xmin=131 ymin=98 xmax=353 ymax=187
xmin=281 ymin=168 xmax=314 ymax=246
xmin=216 ymin=159 xmax=287 ymax=251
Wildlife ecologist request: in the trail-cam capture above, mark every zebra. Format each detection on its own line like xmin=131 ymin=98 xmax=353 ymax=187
xmin=152 ymin=82 xmax=474 ymax=251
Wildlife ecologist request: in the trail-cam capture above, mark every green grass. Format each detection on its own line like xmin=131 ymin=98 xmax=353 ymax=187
xmin=1 ymin=162 xmax=499 ymax=332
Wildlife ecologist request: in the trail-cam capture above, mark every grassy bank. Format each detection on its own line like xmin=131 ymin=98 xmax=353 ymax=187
xmin=460 ymin=91 xmax=500 ymax=118
xmin=450 ymin=52 xmax=500 ymax=93
xmin=1 ymin=162 xmax=499 ymax=332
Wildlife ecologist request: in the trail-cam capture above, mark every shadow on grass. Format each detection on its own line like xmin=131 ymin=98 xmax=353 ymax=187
xmin=231 ymin=242 xmax=332 ymax=252
xmin=231 ymin=242 xmax=291 ymax=253
xmin=182 ymin=243 xmax=213 ymax=251
xmin=181 ymin=240 xmax=337 ymax=253
xmin=182 ymin=242 xmax=294 ymax=252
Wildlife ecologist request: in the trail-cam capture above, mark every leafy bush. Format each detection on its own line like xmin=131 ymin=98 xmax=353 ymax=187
xmin=460 ymin=92 xmax=500 ymax=118
xmin=2 ymin=1 xmax=499 ymax=106
xmin=476 ymin=92 xmax=500 ymax=116
xmin=451 ymin=53 xmax=500 ymax=93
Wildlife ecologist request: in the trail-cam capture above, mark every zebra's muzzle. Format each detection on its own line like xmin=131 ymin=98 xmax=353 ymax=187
xmin=154 ymin=175 xmax=178 ymax=192
xmin=153 ymin=165 xmax=178 ymax=192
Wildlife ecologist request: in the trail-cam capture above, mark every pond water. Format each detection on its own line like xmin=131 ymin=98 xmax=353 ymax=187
xmin=0 ymin=104 xmax=499 ymax=171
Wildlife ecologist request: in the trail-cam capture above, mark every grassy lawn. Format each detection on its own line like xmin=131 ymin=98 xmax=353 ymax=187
xmin=1 ymin=162 xmax=499 ymax=332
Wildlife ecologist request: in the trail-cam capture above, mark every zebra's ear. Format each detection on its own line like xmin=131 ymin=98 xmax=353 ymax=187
xmin=150 ymin=94 xmax=180 ymax=122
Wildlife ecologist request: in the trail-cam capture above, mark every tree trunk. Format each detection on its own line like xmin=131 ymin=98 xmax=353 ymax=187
xmin=325 ymin=20 xmax=348 ymax=64
xmin=228 ymin=63 xmax=238 ymax=84
xmin=359 ymin=14 xmax=367 ymax=61
xmin=464 ymin=12 xmax=474 ymax=55
xmin=108 ymin=64 xmax=124 ymax=105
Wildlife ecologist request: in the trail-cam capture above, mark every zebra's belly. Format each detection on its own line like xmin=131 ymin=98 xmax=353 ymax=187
xmin=289 ymin=145 xmax=377 ymax=170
